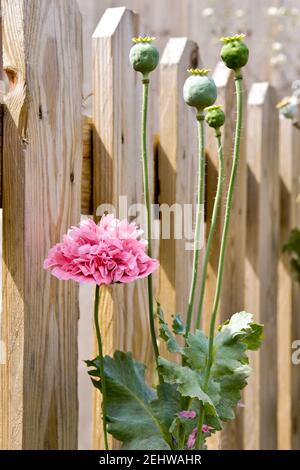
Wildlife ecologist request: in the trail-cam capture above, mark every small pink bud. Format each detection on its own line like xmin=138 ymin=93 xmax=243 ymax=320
xmin=178 ymin=410 xmax=197 ymax=419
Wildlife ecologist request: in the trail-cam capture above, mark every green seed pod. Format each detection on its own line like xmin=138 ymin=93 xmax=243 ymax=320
xmin=205 ymin=105 xmax=225 ymax=129
xmin=129 ymin=37 xmax=159 ymax=75
xmin=220 ymin=34 xmax=249 ymax=71
xmin=183 ymin=69 xmax=217 ymax=111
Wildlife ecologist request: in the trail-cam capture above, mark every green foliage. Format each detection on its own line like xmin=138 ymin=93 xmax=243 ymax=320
xmin=158 ymin=357 xmax=219 ymax=422
xmin=87 ymin=312 xmax=262 ymax=450
xmin=156 ymin=305 xmax=182 ymax=353
xmin=86 ymin=351 xmax=181 ymax=450
xmin=172 ymin=313 xmax=186 ymax=336
xmin=159 ymin=312 xmax=263 ymax=426
xmin=283 ymin=228 xmax=300 ymax=283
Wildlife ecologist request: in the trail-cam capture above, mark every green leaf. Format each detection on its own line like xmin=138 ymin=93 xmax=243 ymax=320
xmin=184 ymin=311 xmax=263 ymax=423
xmin=87 ymin=351 xmax=180 ymax=450
xmin=212 ymin=312 xmax=262 ymax=420
xmin=183 ymin=330 xmax=208 ymax=370
xmin=158 ymin=356 xmax=218 ymax=421
xmin=172 ymin=313 xmax=186 ymax=336
xmin=156 ymin=306 xmax=182 ymax=353
xmin=122 ymin=436 xmax=170 ymax=450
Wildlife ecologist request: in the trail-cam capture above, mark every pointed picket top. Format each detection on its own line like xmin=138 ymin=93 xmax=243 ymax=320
xmin=92 ymin=7 xmax=128 ymax=38
xmin=212 ymin=60 xmax=233 ymax=88
xmin=248 ymin=81 xmax=271 ymax=106
xmin=161 ymin=37 xmax=196 ymax=65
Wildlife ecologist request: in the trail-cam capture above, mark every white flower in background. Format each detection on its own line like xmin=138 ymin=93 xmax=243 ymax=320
xmin=270 ymin=53 xmax=287 ymax=66
xmin=235 ymin=9 xmax=245 ymax=18
xmin=202 ymin=7 xmax=214 ymax=18
xmin=291 ymin=7 xmax=299 ymax=16
xmin=267 ymin=7 xmax=279 ymax=16
xmin=272 ymin=42 xmax=283 ymax=52
xmin=277 ymin=95 xmax=299 ymax=120
xmin=278 ymin=6 xmax=287 ymax=16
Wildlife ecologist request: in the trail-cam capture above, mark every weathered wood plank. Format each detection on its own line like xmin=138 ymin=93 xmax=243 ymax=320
xmin=0 ymin=0 xmax=82 ymax=449
xmin=278 ymin=105 xmax=300 ymax=450
xmin=81 ymin=115 xmax=93 ymax=215
xmin=0 ymin=4 xmax=3 ymax=209
xmin=205 ymin=62 xmax=247 ymax=450
xmin=244 ymin=82 xmax=279 ymax=450
xmin=92 ymin=7 xmax=153 ymax=449
xmin=157 ymin=37 xmax=199 ymax=357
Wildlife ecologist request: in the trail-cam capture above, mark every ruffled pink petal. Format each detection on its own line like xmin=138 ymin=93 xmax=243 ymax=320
xmin=44 ymin=215 xmax=159 ymax=286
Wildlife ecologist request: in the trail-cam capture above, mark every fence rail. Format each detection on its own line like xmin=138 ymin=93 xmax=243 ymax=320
xmin=0 ymin=2 xmax=299 ymax=450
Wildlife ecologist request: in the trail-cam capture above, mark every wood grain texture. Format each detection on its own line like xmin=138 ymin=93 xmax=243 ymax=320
xmin=0 ymin=6 xmax=3 ymax=208
xmin=92 ymin=7 xmax=153 ymax=449
xmin=203 ymin=62 xmax=246 ymax=449
xmin=0 ymin=102 xmax=2 ymax=208
xmin=204 ymin=62 xmax=247 ymax=450
xmin=78 ymin=0 xmax=300 ymax=119
xmin=277 ymin=107 xmax=300 ymax=450
xmin=81 ymin=115 xmax=93 ymax=215
xmin=244 ymin=83 xmax=279 ymax=450
xmin=157 ymin=37 xmax=200 ymax=358
xmin=0 ymin=0 xmax=82 ymax=449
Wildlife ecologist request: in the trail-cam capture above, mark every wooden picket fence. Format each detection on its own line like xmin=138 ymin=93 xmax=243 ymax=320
xmin=0 ymin=2 xmax=299 ymax=450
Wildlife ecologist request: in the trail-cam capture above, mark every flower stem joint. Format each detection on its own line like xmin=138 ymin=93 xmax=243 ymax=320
xmin=129 ymin=37 xmax=159 ymax=79
xmin=205 ymin=105 xmax=225 ymax=132
xmin=220 ymin=34 xmax=249 ymax=76
xmin=183 ymin=69 xmax=217 ymax=112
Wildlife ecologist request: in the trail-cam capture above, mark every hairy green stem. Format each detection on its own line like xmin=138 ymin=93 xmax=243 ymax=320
xmin=195 ymin=75 xmax=243 ymax=450
xmin=141 ymin=75 xmax=160 ymax=375
xmin=94 ymin=285 xmax=109 ymax=450
xmin=196 ymin=130 xmax=224 ymax=329
xmin=185 ymin=113 xmax=205 ymax=340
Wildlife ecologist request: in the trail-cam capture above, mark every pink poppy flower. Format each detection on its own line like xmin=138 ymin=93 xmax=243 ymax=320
xmin=44 ymin=214 xmax=159 ymax=285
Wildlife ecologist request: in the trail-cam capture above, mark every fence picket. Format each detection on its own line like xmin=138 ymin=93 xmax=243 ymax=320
xmin=92 ymin=7 xmax=153 ymax=449
xmin=157 ymin=37 xmax=199 ymax=357
xmin=244 ymin=82 xmax=279 ymax=450
xmin=278 ymin=106 xmax=300 ymax=450
xmin=0 ymin=0 xmax=82 ymax=449
xmin=204 ymin=61 xmax=247 ymax=449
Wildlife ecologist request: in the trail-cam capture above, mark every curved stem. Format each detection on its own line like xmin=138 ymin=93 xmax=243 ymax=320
xmin=141 ymin=75 xmax=160 ymax=375
xmin=196 ymin=130 xmax=224 ymax=329
xmin=94 ymin=285 xmax=109 ymax=450
xmin=195 ymin=75 xmax=243 ymax=450
xmin=185 ymin=113 xmax=205 ymax=340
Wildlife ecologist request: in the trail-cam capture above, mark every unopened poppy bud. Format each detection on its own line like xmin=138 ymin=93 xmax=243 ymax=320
xmin=129 ymin=37 xmax=159 ymax=76
xmin=220 ymin=34 xmax=249 ymax=72
xmin=183 ymin=69 xmax=217 ymax=111
xmin=205 ymin=105 xmax=225 ymax=129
